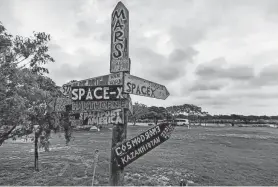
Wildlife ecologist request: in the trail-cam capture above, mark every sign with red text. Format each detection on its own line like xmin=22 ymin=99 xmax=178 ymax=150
xmin=110 ymin=1 xmax=130 ymax=73
xmin=123 ymin=74 xmax=170 ymax=100
xmin=113 ymin=123 xmax=175 ymax=168
xmin=61 ymin=72 xmax=123 ymax=97
xmin=71 ymin=85 xmax=124 ymax=101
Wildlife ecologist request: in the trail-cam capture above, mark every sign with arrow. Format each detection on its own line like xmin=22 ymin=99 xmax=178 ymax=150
xmin=110 ymin=1 xmax=130 ymax=73
xmin=113 ymin=123 xmax=175 ymax=168
xmin=60 ymin=72 xmax=123 ymax=97
xmin=123 ymin=74 xmax=170 ymax=100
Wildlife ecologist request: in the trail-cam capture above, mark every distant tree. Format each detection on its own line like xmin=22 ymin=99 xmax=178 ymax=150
xmin=128 ymin=102 xmax=149 ymax=125
xmin=166 ymin=104 xmax=207 ymax=125
xmin=147 ymin=106 xmax=167 ymax=124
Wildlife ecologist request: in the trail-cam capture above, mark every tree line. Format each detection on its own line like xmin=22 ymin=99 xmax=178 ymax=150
xmin=128 ymin=103 xmax=278 ymax=125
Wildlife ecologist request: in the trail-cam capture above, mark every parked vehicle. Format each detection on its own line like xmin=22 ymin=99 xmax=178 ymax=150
xmin=174 ymin=118 xmax=189 ymax=126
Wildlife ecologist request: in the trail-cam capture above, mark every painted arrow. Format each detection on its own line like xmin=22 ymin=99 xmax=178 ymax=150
xmin=123 ymin=73 xmax=170 ymax=100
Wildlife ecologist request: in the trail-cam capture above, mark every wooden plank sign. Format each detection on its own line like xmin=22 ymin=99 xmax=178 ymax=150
xmin=48 ymin=97 xmax=72 ymax=112
xmin=110 ymin=1 xmax=130 ymax=73
xmin=70 ymin=109 xmax=124 ymax=127
xmin=123 ymin=74 xmax=170 ymax=100
xmin=61 ymin=72 xmax=123 ymax=97
xmin=72 ymin=99 xmax=129 ymax=112
xmin=113 ymin=123 xmax=175 ymax=168
xmin=71 ymin=85 xmax=124 ymax=101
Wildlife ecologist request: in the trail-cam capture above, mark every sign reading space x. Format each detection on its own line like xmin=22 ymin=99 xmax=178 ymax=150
xmin=71 ymin=85 xmax=123 ymax=101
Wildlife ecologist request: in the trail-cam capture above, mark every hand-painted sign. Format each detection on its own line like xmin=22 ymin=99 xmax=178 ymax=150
xmin=110 ymin=1 xmax=130 ymax=73
xmin=123 ymin=74 xmax=170 ymax=100
xmin=71 ymin=85 xmax=124 ymax=101
xmin=61 ymin=72 xmax=123 ymax=97
xmin=48 ymin=97 xmax=72 ymax=112
xmin=114 ymin=123 xmax=175 ymax=168
xmin=72 ymin=109 xmax=123 ymax=127
xmin=72 ymin=99 xmax=129 ymax=112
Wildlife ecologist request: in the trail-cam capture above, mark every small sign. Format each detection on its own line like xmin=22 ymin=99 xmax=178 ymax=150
xmin=71 ymin=85 xmax=124 ymax=101
xmin=48 ymin=97 xmax=72 ymax=112
xmin=71 ymin=99 xmax=129 ymax=112
xmin=70 ymin=109 xmax=124 ymax=127
xmin=114 ymin=123 xmax=175 ymax=168
xmin=123 ymin=74 xmax=170 ymax=100
xmin=110 ymin=1 xmax=130 ymax=73
xmin=61 ymin=72 xmax=123 ymax=97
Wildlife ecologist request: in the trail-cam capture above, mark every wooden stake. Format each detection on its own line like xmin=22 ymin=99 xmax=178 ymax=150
xmin=109 ymin=108 xmax=128 ymax=185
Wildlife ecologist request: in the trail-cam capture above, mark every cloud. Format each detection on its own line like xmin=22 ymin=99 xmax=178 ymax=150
xmin=248 ymin=64 xmax=278 ymax=87
xmin=2 ymin=0 xmax=278 ymax=115
xmin=46 ymin=44 xmax=109 ymax=86
xmin=195 ymin=57 xmax=255 ymax=81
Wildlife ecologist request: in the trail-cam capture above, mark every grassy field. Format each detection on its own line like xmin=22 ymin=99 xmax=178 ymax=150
xmin=0 ymin=126 xmax=278 ymax=186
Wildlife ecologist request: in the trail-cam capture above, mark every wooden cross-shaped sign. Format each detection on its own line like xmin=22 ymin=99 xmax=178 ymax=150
xmin=60 ymin=1 xmax=171 ymax=186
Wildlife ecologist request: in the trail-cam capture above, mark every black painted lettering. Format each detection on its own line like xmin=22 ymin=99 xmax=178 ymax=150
xmin=131 ymin=84 xmax=136 ymax=93
xmin=151 ymin=88 xmax=156 ymax=97
xmin=114 ymin=30 xmax=124 ymax=42
xmin=112 ymin=9 xmax=126 ymax=21
xmin=147 ymin=87 xmax=151 ymax=96
xmin=113 ymin=43 xmax=123 ymax=58
xmin=126 ymin=82 xmax=132 ymax=92
xmin=141 ymin=86 xmax=146 ymax=95
xmin=113 ymin=20 xmax=124 ymax=31
xmin=136 ymin=85 xmax=141 ymax=95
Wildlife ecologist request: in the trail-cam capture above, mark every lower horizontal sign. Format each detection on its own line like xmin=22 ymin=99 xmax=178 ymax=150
xmin=113 ymin=122 xmax=175 ymax=168
xmin=70 ymin=109 xmax=124 ymax=127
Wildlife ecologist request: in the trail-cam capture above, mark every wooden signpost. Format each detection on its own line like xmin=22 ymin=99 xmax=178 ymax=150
xmin=60 ymin=1 xmax=171 ymax=186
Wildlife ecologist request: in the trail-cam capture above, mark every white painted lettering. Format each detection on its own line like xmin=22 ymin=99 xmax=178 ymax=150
xmin=94 ymin=87 xmax=102 ymax=99
xmin=71 ymin=89 xmax=79 ymax=100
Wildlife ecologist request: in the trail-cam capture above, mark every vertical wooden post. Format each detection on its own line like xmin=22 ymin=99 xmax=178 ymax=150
xmin=109 ymin=108 xmax=128 ymax=185
xmin=110 ymin=1 xmax=130 ymax=185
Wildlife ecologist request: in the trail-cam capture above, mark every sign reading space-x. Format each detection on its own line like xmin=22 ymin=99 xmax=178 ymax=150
xmin=71 ymin=85 xmax=124 ymax=101
xmin=61 ymin=72 xmax=123 ymax=97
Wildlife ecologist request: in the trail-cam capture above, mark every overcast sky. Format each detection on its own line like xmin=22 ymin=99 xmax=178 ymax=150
xmin=1 ymin=0 xmax=278 ymax=115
